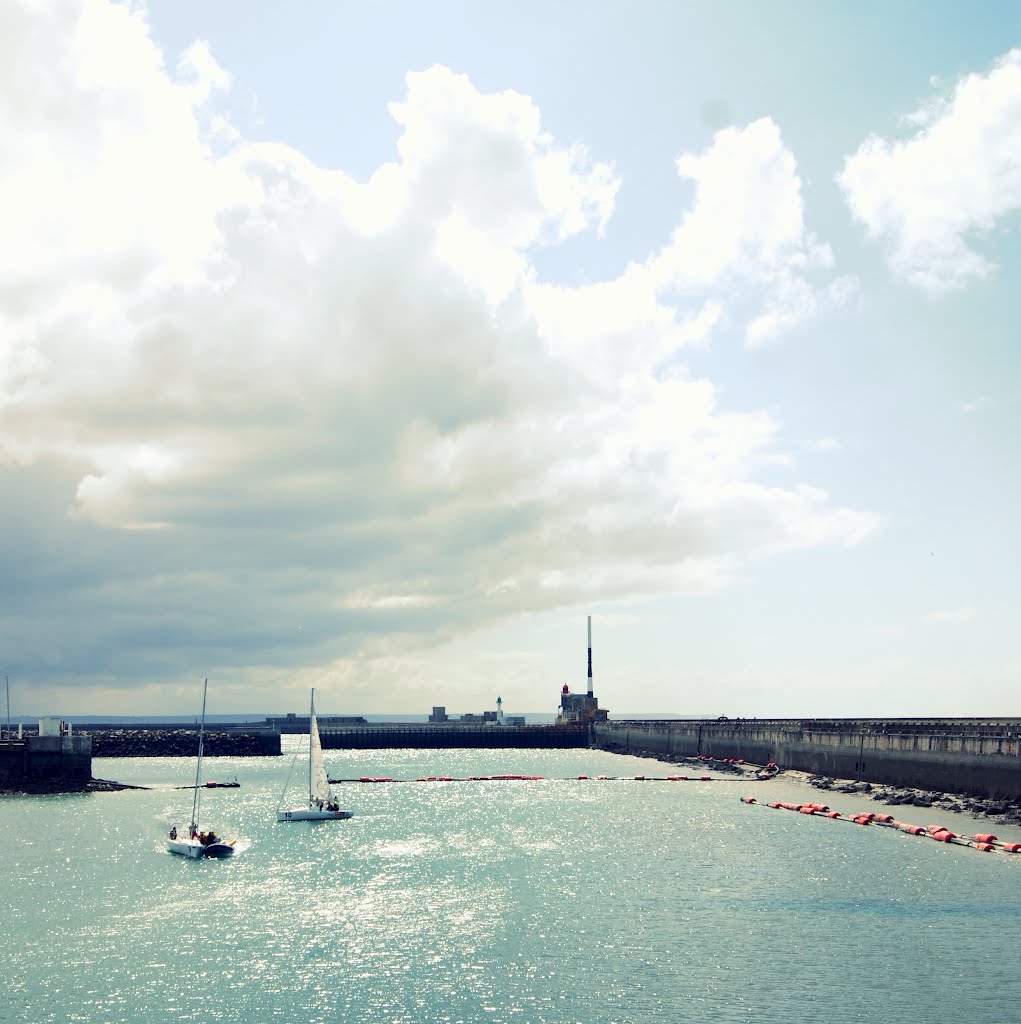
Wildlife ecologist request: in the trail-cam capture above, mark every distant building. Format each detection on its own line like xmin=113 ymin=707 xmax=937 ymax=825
xmin=457 ymin=711 xmax=498 ymax=724
xmin=426 ymin=697 xmax=524 ymax=726
xmin=557 ymin=684 xmax=608 ymax=724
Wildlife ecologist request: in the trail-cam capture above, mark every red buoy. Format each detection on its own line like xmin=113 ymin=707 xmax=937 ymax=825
xmin=973 ymin=833 xmax=998 ymax=844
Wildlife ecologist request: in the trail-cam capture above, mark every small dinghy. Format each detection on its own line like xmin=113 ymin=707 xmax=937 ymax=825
xmin=277 ymin=689 xmax=353 ymax=822
xmin=168 ymin=679 xmax=239 ymax=858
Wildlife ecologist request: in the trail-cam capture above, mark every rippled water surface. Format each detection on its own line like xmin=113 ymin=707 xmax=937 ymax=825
xmin=3 ymin=745 xmax=1021 ymax=1023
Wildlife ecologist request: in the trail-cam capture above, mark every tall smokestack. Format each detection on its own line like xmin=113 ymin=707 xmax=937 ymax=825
xmin=587 ymin=615 xmax=593 ymax=697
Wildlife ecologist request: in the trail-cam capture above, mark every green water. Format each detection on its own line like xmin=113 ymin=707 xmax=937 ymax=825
xmin=2 ymin=745 xmax=1020 ymax=1023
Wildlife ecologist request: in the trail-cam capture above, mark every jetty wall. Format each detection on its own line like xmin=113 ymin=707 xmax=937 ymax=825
xmin=319 ymin=724 xmax=588 ymax=749
xmin=0 ymin=736 xmax=93 ymax=782
xmin=593 ymin=719 xmax=1021 ymax=800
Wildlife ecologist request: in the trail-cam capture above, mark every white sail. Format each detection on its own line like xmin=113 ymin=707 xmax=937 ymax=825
xmin=309 ymin=700 xmax=331 ymax=806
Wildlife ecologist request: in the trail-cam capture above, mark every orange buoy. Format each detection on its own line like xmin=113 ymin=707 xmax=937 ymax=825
xmin=700 ymin=776 xmax=711 ymax=781
xmin=1000 ymin=843 xmax=1021 ymax=853
xmin=973 ymin=833 xmax=998 ymax=844
xmin=827 ymin=811 xmax=841 ymax=819
xmin=976 ymin=843 xmax=995 ymax=852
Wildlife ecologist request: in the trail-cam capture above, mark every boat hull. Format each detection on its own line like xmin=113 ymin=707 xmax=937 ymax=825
xmin=168 ymin=838 xmax=236 ymax=858
xmin=277 ymin=807 xmax=353 ymax=822
xmin=168 ymin=838 xmax=204 ymax=858
xmin=202 ymin=841 xmax=237 ymax=858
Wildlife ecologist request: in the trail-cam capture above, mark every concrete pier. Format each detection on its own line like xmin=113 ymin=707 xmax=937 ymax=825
xmin=318 ymin=724 xmax=588 ymax=749
xmin=593 ymin=719 xmax=1021 ymax=800
xmin=0 ymin=735 xmax=93 ymax=782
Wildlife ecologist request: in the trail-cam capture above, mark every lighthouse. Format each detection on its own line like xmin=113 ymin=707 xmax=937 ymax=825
xmin=496 ymin=695 xmax=504 ymax=724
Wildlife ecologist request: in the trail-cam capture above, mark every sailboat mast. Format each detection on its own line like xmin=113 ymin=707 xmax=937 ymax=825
xmin=309 ymin=688 xmax=315 ymax=805
xmin=191 ymin=678 xmax=208 ymax=831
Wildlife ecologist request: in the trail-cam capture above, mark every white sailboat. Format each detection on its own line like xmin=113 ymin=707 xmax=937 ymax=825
xmin=277 ymin=689 xmax=352 ymax=821
xmin=168 ymin=679 xmax=237 ymax=858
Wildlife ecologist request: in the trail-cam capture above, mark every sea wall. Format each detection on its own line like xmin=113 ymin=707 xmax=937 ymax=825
xmin=0 ymin=736 xmax=93 ymax=781
xmin=593 ymin=719 xmax=1021 ymax=800
xmin=84 ymin=728 xmax=281 ymax=757
xmin=319 ymin=724 xmax=588 ymax=749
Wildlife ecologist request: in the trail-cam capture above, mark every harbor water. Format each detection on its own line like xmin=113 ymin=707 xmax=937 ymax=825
xmin=2 ymin=743 xmax=1020 ymax=1023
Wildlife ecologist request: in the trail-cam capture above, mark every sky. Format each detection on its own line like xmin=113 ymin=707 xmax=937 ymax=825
xmin=1 ymin=0 xmax=1020 ymax=719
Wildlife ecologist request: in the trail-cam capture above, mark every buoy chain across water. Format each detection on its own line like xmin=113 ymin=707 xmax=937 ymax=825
xmin=328 ymin=774 xmax=727 ymax=784
xmin=740 ymin=796 xmax=1021 ymax=855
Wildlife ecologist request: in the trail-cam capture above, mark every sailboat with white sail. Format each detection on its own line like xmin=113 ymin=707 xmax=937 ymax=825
xmin=277 ymin=689 xmax=352 ymax=821
xmin=168 ymin=679 xmax=238 ymax=858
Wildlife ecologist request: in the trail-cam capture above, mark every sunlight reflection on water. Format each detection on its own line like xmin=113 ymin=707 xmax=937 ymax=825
xmin=2 ymin=748 xmax=1021 ymax=1023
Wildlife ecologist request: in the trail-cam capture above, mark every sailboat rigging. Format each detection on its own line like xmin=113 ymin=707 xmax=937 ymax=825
xmin=167 ymin=679 xmax=238 ymax=858
xmin=277 ymin=689 xmax=353 ymax=821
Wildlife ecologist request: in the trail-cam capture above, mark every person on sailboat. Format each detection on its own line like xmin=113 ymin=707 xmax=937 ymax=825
xmin=169 ymin=827 xmax=178 ymax=840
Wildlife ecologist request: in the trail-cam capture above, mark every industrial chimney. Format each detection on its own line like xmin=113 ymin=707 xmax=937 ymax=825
xmin=587 ymin=615 xmax=594 ymax=698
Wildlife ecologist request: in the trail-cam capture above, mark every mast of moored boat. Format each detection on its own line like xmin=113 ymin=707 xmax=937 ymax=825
xmin=191 ymin=678 xmax=208 ymax=835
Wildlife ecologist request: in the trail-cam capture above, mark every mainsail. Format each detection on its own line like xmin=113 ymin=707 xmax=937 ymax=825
xmin=309 ymin=693 xmax=331 ymax=806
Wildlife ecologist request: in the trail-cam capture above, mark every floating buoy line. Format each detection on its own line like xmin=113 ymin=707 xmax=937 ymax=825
xmin=740 ymin=796 xmax=1021 ymax=856
xmin=328 ymin=773 xmax=734 ymax=783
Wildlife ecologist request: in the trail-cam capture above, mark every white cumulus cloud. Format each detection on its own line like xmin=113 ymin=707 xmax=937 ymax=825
xmin=839 ymin=48 xmax=1021 ymax=291
xmin=0 ymin=0 xmax=874 ymax=703
xmin=646 ymin=118 xmax=856 ymax=346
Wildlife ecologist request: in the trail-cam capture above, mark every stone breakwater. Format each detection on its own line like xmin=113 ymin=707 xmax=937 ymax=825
xmin=0 ymin=776 xmax=148 ymax=795
xmin=85 ymin=728 xmax=281 ymax=758
xmin=807 ymin=775 xmax=1021 ymax=828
